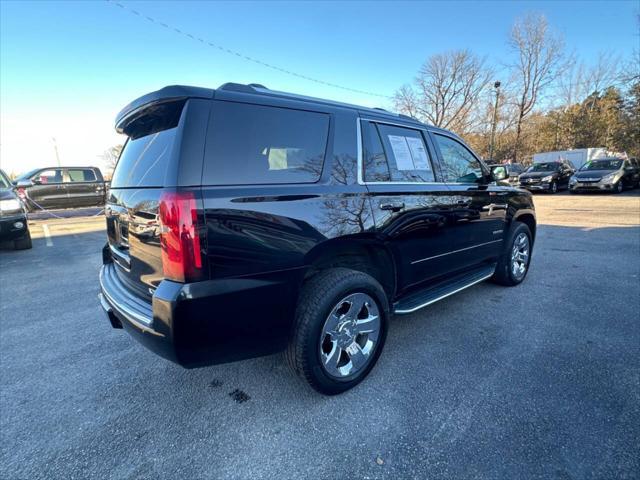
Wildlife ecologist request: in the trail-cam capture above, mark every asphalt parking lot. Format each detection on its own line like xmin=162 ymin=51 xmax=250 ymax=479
xmin=1 ymin=191 xmax=639 ymax=479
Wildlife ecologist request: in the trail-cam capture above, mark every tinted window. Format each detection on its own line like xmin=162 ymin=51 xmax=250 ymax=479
xmin=111 ymin=128 xmax=177 ymax=188
xmin=0 ymin=171 xmax=10 ymax=188
xmin=362 ymin=122 xmax=390 ymax=182
xmin=375 ymin=124 xmax=435 ymax=182
xmin=580 ymin=159 xmax=622 ymax=171
xmin=527 ymin=162 xmax=559 ymax=172
xmin=35 ymin=169 xmax=63 ymax=184
xmin=434 ymin=134 xmax=483 ymax=183
xmin=204 ymin=102 xmax=329 ymax=185
xmin=66 ymin=169 xmax=96 ymax=182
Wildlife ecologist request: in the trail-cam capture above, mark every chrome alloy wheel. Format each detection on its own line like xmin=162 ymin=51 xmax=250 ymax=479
xmin=511 ymin=232 xmax=530 ymax=280
xmin=319 ymin=292 xmax=381 ymax=379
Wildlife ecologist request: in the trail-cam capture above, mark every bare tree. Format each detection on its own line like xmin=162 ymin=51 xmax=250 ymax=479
xmin=101 ymin=145 xmax=123 ymax=175
xmin=393 ymin=50 xmax=492 ymax=134
xmin=508 ymin=13 xmax=566 ymax=161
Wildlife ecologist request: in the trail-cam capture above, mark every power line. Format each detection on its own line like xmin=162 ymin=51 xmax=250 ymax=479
xmin=106 ymin=0 xmax=393 ymax=100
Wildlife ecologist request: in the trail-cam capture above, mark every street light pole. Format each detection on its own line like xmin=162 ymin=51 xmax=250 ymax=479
xmin=488 ymin=81 xmax=501 ymax=161
xmin=52 ymin=137 xmax=61 ymax=167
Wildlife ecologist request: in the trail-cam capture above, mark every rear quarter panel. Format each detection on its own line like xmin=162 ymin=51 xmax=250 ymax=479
xmin=197 ymin=100 xmax=375 ymax=358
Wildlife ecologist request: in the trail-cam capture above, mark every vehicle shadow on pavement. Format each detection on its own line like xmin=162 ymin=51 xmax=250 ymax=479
xmin=1 ymin=223 xmax=639 ymax=479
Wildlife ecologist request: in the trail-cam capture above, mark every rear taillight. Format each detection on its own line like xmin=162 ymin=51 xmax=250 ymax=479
xmin=158 ymin=191 xmax=204 ymax=283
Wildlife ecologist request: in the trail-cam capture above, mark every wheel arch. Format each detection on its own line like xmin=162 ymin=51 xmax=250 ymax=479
xmin=513 ymin=210 xmax=536 ymax=244
xmin=303 ymin=237 xmax=397 ymax=301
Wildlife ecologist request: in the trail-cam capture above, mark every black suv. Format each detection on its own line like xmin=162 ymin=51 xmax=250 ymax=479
xmin=0 ymin=169 xmax=31 ymax=249
xmin=14 ymin=166 xmax=107 ymax=211
xmin=519 ymin=160 xmax=575 ymax=193
xmin=99 ymin=84 xmax=536 ymax=394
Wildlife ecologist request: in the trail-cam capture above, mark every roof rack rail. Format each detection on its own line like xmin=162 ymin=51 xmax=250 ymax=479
xmin=248 ymin=83 xmax=267 ymax=89
xmin=373 ymin=107 xmax=388 ymax=112
xmin=399 ymin=113 xmax=419 ymax=121
xmin=218 ymin=82 xmax=262 ymax=93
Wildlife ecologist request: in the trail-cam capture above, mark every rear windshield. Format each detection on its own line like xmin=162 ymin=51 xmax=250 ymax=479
xmin=110 ymin=129 xmax=177 ymax=188
xmin=203 ymin=101 xmax=329 ymax=185
xmin=110 ymin=100 xmax=185 ymax=188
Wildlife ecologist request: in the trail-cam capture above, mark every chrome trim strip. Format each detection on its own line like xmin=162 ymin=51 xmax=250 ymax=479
xmin=109 ymin=244 xmax=131 ymax=272
xmin=99 ymin=268 xmax=155 ymax=330
xmin=359 ymin=117 xmax=425 ymax=130
xmin=101 ymin=283 xmax=154 ymax=329
xmin=411 ymin=239 xmax=503 ymax=265
xmin=356 ymin=119 xmax=363 ymax=185
xmin=394 ymin=272 xmax=493 ymax=314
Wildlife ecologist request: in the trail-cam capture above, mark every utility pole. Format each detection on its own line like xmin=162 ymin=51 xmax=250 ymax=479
xmin=52 ymin=137 xmax=61 ymax=166
xmin=488 ymin=81 xmax=501 ymax=161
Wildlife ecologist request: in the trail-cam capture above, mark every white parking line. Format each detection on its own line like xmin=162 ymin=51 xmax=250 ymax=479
xmin=42 ymin=224 xmax=53 ymax=247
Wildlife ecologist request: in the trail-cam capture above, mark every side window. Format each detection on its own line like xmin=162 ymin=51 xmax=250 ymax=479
xmin=67 ymin=169 xmax=96 ymax=182
xmin=204 ymin=102 xmax=329 ymax=185
xmin=375 ymin=124 xmax=435 ymax=182
xmin=34 ymin=169 xmax=63 ymax=184
xmin=433 ymin=134 xmax=484 ymax=183
xmin=362 ymin=122 xmax=390 ymax=182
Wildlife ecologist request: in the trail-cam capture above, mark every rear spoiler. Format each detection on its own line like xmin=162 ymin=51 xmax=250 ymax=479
xmin=115 ymin=85 xmax=214 ymax=134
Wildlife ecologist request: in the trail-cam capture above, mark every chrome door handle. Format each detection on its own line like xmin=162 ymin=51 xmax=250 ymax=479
xmin=380 ymin=202 xmax=405 ymax=212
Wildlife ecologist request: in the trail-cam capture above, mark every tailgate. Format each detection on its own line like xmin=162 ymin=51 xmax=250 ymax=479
xmin=106 ymin=188 xmax=164 ymax=300
xmin=106 ymin=99 xmax=186 ymax=300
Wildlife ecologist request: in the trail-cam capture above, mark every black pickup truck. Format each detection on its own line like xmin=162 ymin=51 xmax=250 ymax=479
xmin=14 ymin=166 xmax=107 ymax=211
xmin=99 ymin=84 xmax=536 ymax=395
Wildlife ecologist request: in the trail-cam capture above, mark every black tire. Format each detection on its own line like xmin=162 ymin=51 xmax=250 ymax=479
xmin=492 ymin=222 xmax=532 ymax=286
xmin=549 ymin=181 xmax=558 ymax=194
xmin=614 ymin=181 xmax=624 ymax=194
xmin=285 ymin=268 xmax=389 ymax=395
xmin=14 ymin=230 xmax=32 ymax=250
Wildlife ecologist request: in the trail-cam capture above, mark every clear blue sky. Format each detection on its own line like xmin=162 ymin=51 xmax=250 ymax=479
xmin=0 ymin=0 xmax=637 ymax=173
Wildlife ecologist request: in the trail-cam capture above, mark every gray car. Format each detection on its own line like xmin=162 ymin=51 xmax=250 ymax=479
xmin=569 ymin=158 xmax=640 ymax=193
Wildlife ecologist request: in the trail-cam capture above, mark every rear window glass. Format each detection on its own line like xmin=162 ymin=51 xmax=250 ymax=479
xmin=110 ymin=128 xmax=177 ymax=188
xmin=67 ymin=169 xmax=96 ymax=182
xmin=203 ymin=101 xmax=329 ymax=185
xmin=376 ymin=124 xmax=435 ymax=182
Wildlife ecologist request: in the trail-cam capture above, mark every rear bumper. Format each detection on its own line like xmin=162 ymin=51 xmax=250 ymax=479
xmin=99 ymin=262 xmax=301 ymax=367
xmin=0 ymin=213 xmax=29 ymax=241
xmin=99 ymin=262 xmax=180 ymax=362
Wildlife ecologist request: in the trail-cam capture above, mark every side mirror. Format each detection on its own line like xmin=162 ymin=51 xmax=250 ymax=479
xmin=491 ymin=166 xmax=507 ymax=181
xmin=15 ymin=179 xmax=33 ymax=187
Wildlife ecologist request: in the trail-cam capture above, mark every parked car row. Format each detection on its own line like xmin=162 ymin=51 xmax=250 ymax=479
xmin=1 ymin=166 xmax=107 ymax=250
xmin=491 ymin=158 xmax=640 ymax=194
